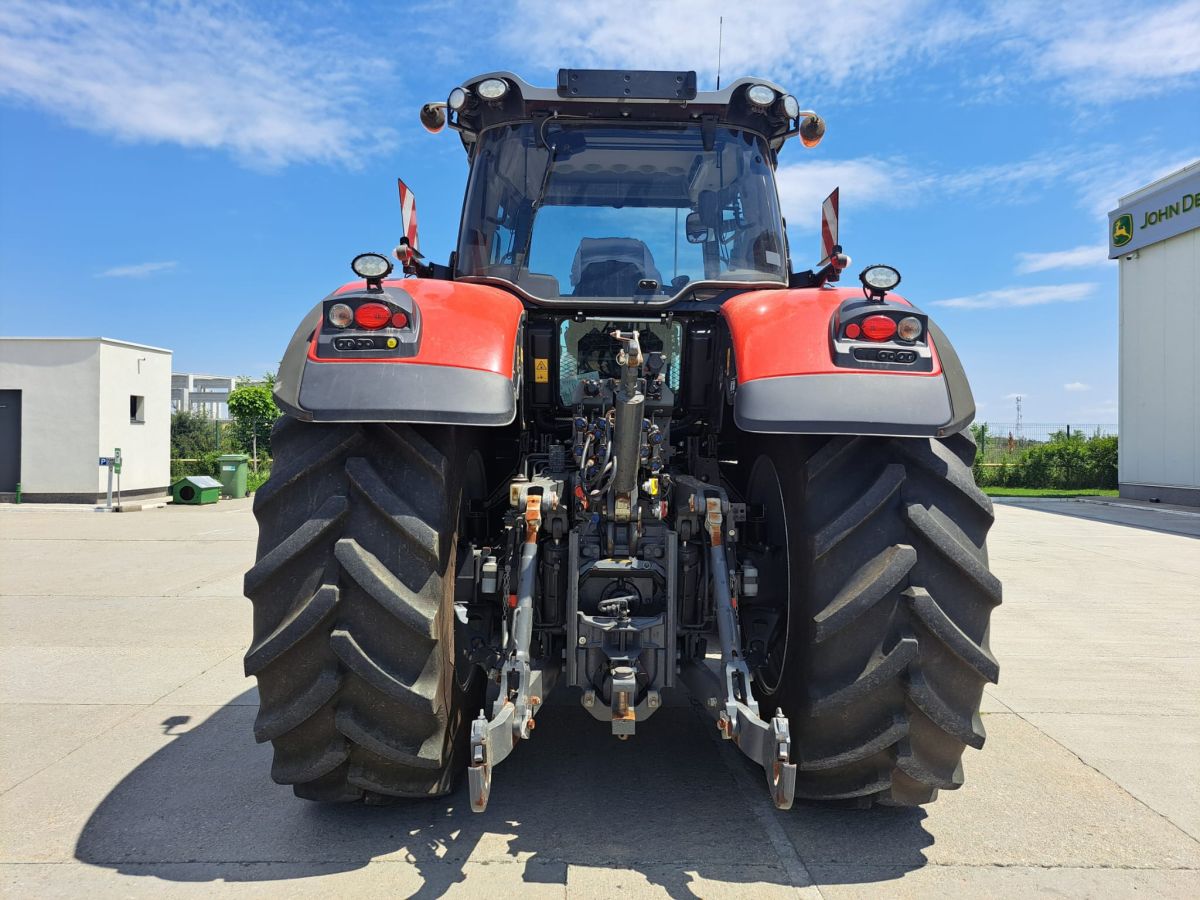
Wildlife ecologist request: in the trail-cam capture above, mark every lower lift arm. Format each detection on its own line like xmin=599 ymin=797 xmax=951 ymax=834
xmin=678 ymin=482 xmax=797 ymax=810
xmin=468 ymin=493 xmax=550 ymax=812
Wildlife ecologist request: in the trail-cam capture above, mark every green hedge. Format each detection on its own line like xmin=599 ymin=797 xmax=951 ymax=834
xmin=170 ymin=452 xmax=221 ymax=480
xmin=247 ymin=466 xmax=271 ymax=494
xmin=972 ymin=431 xmax=1117 ymax=490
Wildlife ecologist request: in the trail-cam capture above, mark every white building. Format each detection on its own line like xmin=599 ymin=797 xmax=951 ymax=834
xmin=0 ymin=337 xmax=172 ymax=503
xmin=1110 ymin=161 xmax=1200 ymax=506
xmin=171 ymin=373 xmax=241 ymax=420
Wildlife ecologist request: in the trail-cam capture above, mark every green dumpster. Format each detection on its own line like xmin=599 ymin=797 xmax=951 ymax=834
xmin=171 ymin=475 xmax=221 ymax=505
xmin=217 ymin=453 xmax=250 ymax=499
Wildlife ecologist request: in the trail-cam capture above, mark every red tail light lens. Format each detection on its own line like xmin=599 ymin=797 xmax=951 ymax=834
xmin=391 ymin=310 xmax=409 ymax=328
xmin=354 ymin=303 xmax=391 ymax=329
xmin=861 ymin=315 xmax=897 ymax=341
xmin=844 ymin=322 xmax=861 ymax=339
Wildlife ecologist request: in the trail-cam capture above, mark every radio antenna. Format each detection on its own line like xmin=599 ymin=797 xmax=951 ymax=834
xmin=716 ymin=16 xmax=724 ymax=90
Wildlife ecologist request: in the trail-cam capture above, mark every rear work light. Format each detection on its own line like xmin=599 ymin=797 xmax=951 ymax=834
xmin=354 ymin=302 xmax=391 ymax=329
xmin=860 ymin=315 xmax=897 ymax=341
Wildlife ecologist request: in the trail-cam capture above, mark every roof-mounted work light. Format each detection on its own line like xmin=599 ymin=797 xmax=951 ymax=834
xmin=476 ymin=78 xmax=509 ymax=101
xmin=747 ymin=84 xmax=776 ymax=108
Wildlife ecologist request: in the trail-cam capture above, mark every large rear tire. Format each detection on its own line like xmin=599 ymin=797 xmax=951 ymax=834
xmin=739 ymin=431 xmax=1000 ymax=806
xmin=243 ymin=417 xmax=482 ymax=802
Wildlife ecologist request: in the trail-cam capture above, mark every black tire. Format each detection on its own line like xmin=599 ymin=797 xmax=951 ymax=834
xmin=739 ymin=430 xmax=1000 ymax=806
xmin=242 ymin=416 xmax=482 ymax=802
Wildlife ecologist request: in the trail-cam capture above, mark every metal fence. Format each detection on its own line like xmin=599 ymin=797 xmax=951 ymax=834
xmin=973 ymin=423 xmax=1117 ymax=464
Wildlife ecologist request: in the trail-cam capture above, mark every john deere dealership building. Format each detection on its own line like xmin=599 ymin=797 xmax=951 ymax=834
xmin=1110 ymin=161 xmax=1200 ymax=506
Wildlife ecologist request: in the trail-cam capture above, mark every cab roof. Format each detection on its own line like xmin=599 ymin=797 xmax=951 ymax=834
xmin=445 ymin=69 xmax=807 ymax=157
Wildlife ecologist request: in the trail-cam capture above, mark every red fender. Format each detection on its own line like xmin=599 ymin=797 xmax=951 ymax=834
xmin=721 ymin=287 xmax=940 ymax=381
xmin=720 ymin=287 xmax=973 ymax=438
xmin=276 ymin=279 xmax=525 ymax=425
xmin=316 ymin=279 xmax=525 ymax=376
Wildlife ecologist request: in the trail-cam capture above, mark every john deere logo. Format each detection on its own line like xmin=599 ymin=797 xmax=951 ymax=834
xmin=1112 ymin=213 xmax=1133 ymax=247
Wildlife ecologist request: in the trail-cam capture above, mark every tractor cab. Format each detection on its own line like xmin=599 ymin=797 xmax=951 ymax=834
xmin=419 ymin=71 xmax=826 ymax=306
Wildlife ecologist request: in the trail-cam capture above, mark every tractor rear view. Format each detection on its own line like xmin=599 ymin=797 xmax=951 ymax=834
xmin=244 ymin=69 xmax=999 ymax=811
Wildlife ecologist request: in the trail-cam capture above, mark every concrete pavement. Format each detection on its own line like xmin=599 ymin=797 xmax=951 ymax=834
xmin=0 ymin=498 xmax=1197 ymax=898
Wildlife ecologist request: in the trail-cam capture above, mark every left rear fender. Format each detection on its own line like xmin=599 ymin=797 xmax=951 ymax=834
xmin=274 ymin=279 xmax=525 ymax=425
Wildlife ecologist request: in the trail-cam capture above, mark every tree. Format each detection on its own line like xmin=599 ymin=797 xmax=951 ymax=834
xmin=170 ymin=410 xmax=216 ymax=459
xmin=236 ymin=371 xmax=277 ymax=387
xmin=227 ymin=384 xmax=281 ymax=458
xmin=969 ymin=422 xmax=990 ymax=475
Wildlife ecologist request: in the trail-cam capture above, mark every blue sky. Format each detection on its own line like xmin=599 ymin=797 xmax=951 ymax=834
xmin=1 ymin=0 xmax=1197 ymax=425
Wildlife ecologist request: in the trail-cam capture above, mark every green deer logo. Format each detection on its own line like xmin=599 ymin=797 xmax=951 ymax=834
xmin=1111 ymin=214 xmax=1133 ymax=247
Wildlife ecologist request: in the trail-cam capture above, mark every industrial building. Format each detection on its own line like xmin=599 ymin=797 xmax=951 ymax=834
xmin=1110 ymin=161 xmax=1200 ymax=506
xmin=0 ymin=337 xmax=172 ymax=503
xmin=171 ymin=372 xmax=242 ymax=420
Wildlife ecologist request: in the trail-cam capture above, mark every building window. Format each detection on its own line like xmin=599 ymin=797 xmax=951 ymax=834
xmin=130 ymin=395 xmax=145 ymax=423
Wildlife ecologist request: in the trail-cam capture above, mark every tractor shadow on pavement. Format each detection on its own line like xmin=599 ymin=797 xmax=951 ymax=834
xmin=74 ymin=688 xmax=933 ymax=896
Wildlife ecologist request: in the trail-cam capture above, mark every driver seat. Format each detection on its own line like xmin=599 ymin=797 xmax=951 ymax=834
xmin=570 ymin=237 xmax=663 ymax=297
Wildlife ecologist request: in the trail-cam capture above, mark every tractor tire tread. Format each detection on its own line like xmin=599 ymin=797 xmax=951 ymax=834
xmin=758 ymin=430 xmax=999 ymax=807
xmin=244 ymin=418 xmax=473 ymax=803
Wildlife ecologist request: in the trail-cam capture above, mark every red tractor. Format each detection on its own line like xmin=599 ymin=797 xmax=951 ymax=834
xmin=244 ymin=70 xmax=999 ymax=812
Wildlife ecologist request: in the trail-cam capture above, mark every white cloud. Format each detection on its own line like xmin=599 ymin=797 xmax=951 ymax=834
xmin=930 ymin=282 xmax=1097 ymax=309
xmin=1016 ymin=245 xmax=1111 ymax=274
xmin=96 ymin=261 xmax=177 ymax=279
xmin=774 ymin=158 xmax=923 ymax=224
xmin=775 ymin=146 xmax=1198 ymax=229
xmin=502 ymin=1 xmax=1200 ymax=104
xmin=1063 ymin=381 xmax=1091 ymax=392
xmin=1034 ymin=1 xmax=1200 ymax=103
xmin=502 ymin=1 xmax=984 ymax=94
xmin=936 ymin=153 xmax=1077 ymax=197
xmin=1004 ymin=392 xmax=1027 ymax=400
xmin=0 ymin=2 xmax=396 ymax=168
xmin=1068 ymin=152 xmax=1200 ymax=218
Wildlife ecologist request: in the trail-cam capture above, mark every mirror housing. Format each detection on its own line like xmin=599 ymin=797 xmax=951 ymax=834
xmin=799 ymin=114 xmax=825 ymax=148
xmin=420 ymin=102 xmax=447 ymax=134
xmin=685 ymin=211 xmax=712 ymax=244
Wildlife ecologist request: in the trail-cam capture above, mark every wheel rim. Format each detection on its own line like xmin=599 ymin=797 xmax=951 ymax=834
xmin=745 ymin=454 xmax=790 ymax=696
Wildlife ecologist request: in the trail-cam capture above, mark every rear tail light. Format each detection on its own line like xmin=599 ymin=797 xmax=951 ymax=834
xmin=844 ymin=322 xmax=861 ymax=339
xmin=391 ymin=310 xmax=409 ymax=328
xmin=860 ymin=315 xmax=897 ymax=341
xmin=328 ymin=303 xmax=354 ymax=328
xmin=354 ymin=302 xmax=391 ymax=329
